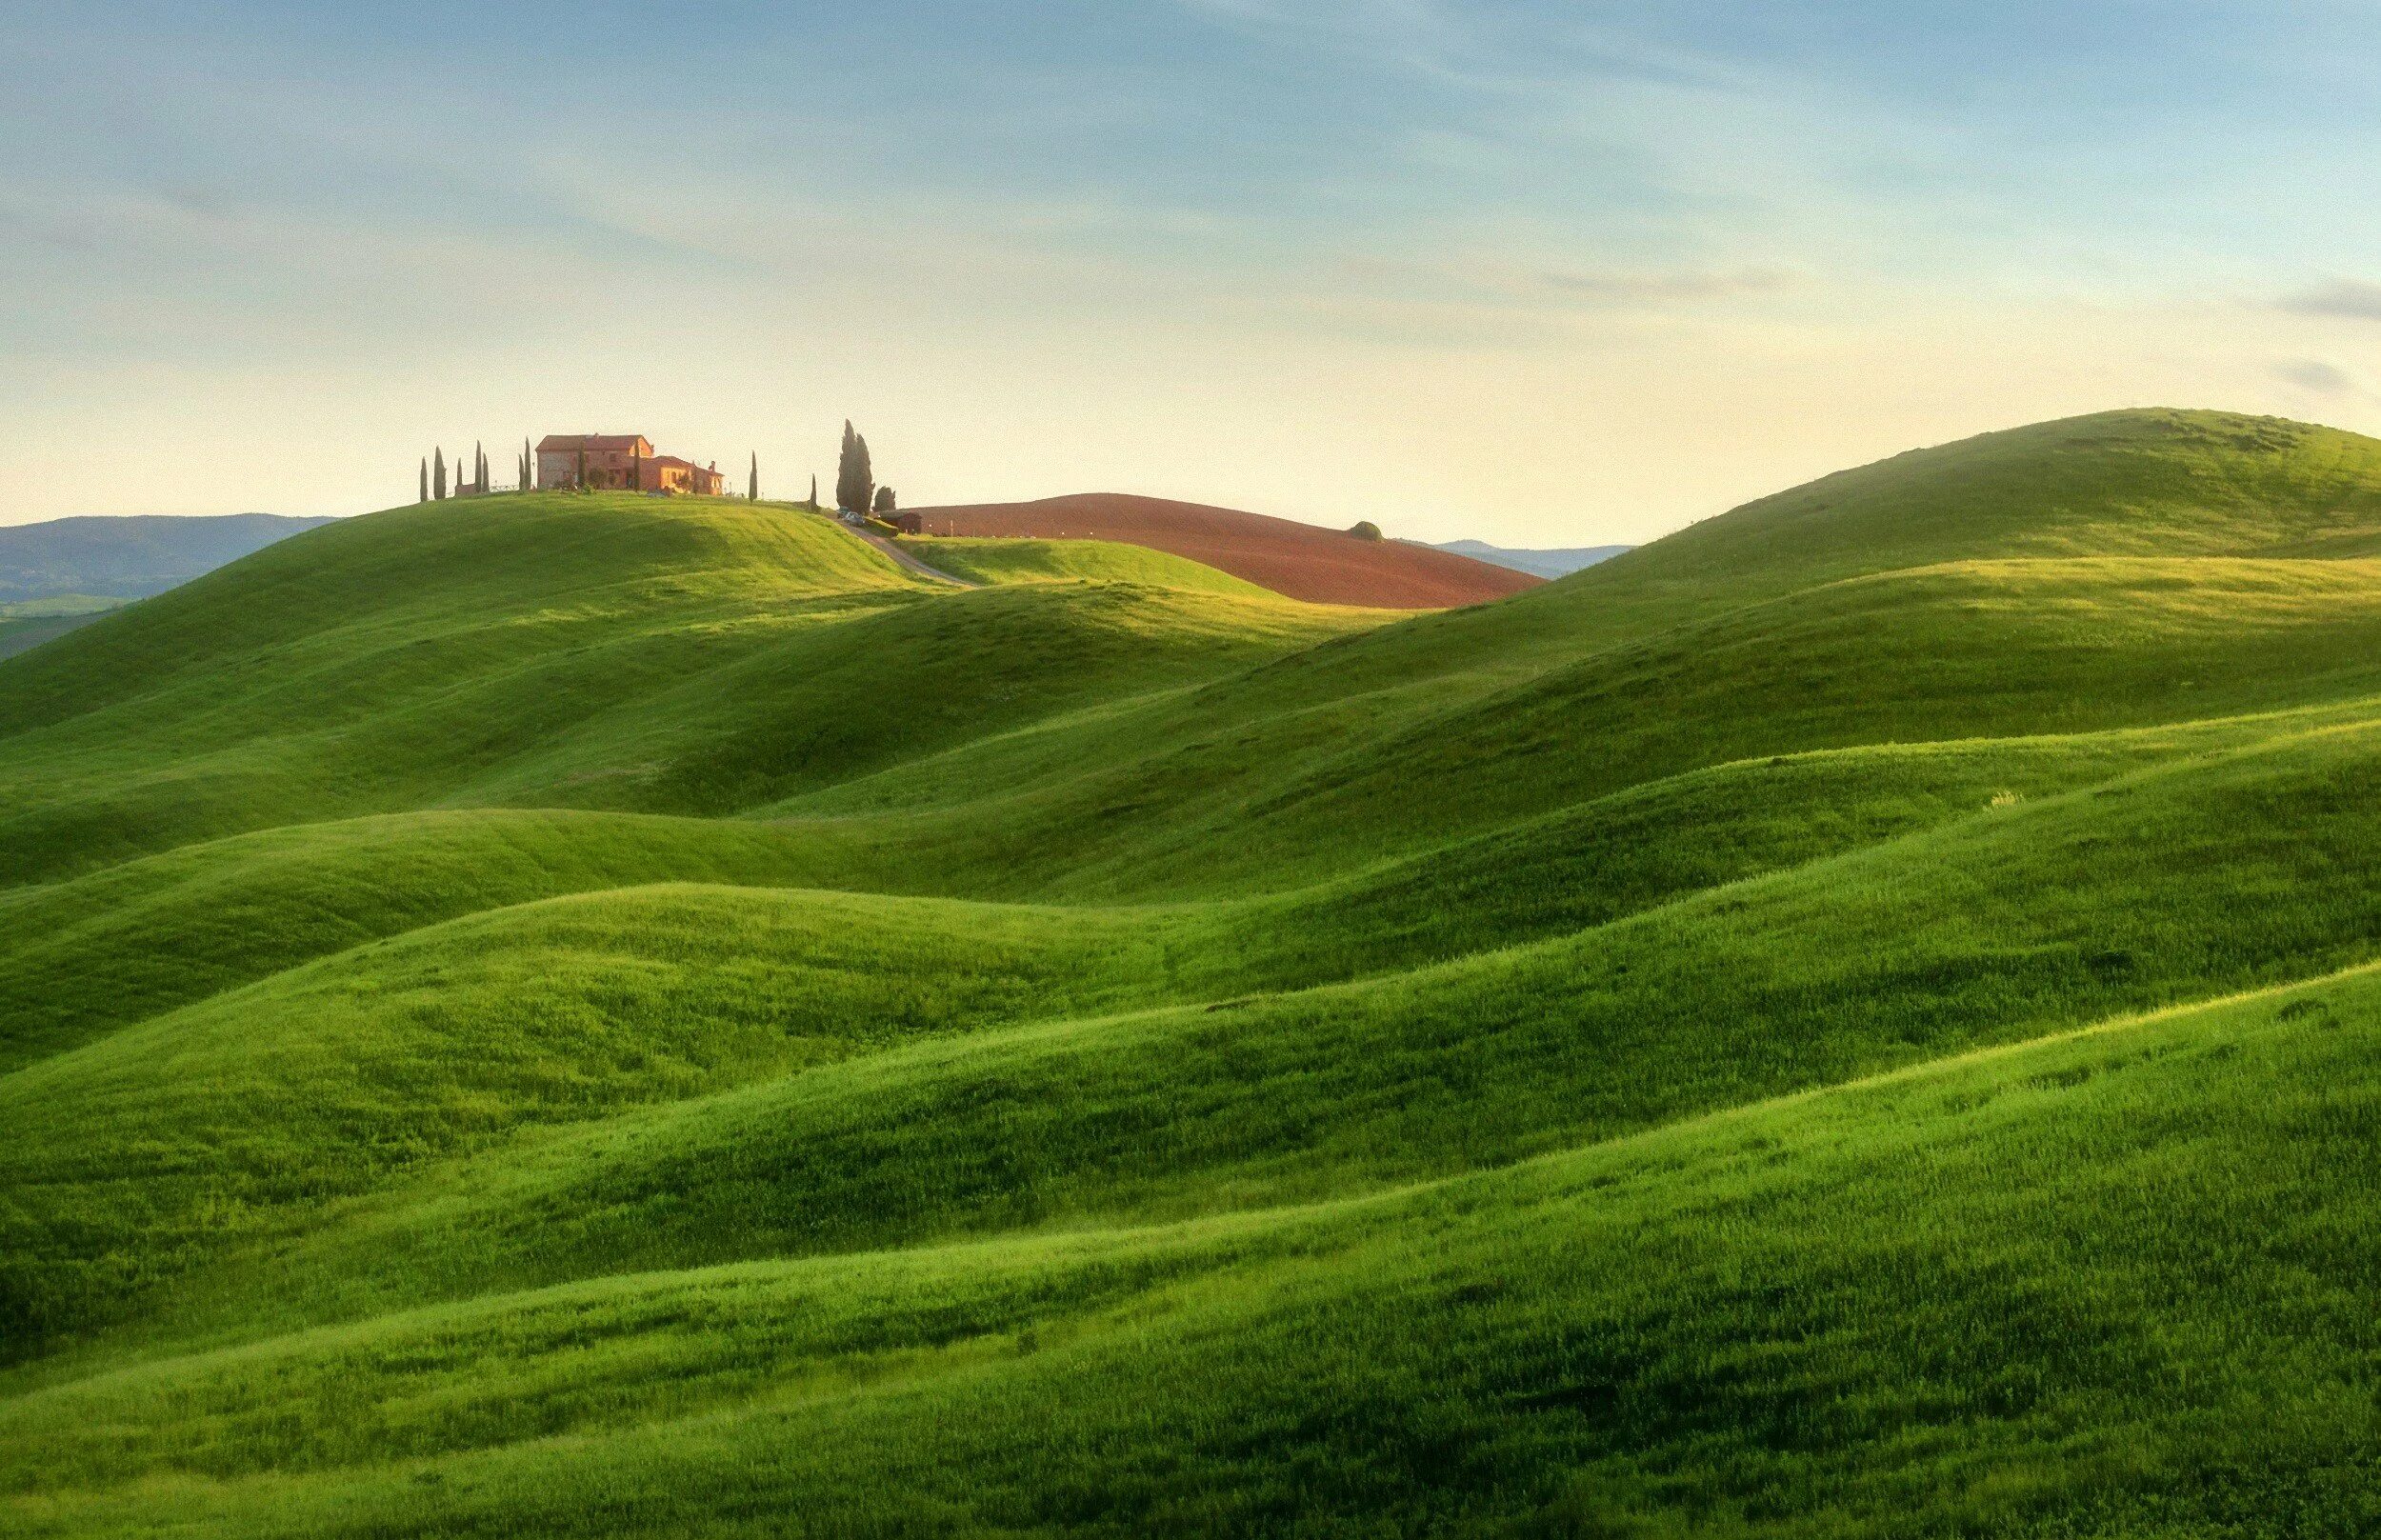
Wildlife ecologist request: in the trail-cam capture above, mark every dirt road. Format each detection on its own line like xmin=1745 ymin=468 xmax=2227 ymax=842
xmin=844 ymin=524 xmax=975 ymax=587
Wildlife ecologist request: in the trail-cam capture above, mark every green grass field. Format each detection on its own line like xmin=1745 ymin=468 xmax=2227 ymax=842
xmin=897 ymin=535 xmax=1285 ymax=596
xmin=10 ymin=409 xmax=2381 ymax=1534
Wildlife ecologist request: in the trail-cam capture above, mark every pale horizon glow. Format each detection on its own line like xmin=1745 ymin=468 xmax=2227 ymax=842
xmin=9 ymin=3 xmax=2381 ymax=547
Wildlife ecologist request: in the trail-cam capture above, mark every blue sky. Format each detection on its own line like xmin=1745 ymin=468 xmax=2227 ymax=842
xmin=6 ymin=1 xmax=2381 ymax=541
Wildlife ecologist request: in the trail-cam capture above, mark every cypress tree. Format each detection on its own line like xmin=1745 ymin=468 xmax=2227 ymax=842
xmin=473 ymin=441 xmax=486 ymax=493
xmin=835 ymin=421 xmax=873 ymax=513
xmin=419 ymin=457 xmax=429 ymax=504
xmin=522 ymin=437 xmax=533 ymax=490
xmin=749 ymin=451 xmax=758 ymax=501
xmin=433 ymin=448 xmax=448 ymax=500
xmin=873 ymin=486 xmax=896 ymax=513
xmin=575 ymin=443 xmax=588 ymax=490
xmin=809 ymin=472 xmax=818 ymax=509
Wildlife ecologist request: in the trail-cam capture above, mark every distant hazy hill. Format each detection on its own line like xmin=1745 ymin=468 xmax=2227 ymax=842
xmin=1422 ymin=538 xmax=1632 ymax=578
xmin=0 ymin=513 xmax=336 ymax=602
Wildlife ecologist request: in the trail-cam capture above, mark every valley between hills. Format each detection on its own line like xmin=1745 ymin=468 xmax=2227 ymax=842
xmin=9 ymin=407 xmax=2381 ymax=1535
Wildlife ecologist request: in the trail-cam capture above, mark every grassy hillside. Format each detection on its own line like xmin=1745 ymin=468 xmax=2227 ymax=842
xmin=897 ymin=490 xmax=1541 ymax=607
xmin=10 ymin=410 xmax=2381 ymax=1535
xmin=901 ymin=535 xmax=1279 ymax=595
xmin=12 ymin=968 xmax=2379 ymax=1536
xmin=0 ymin=495 xmax=1375 ymax=882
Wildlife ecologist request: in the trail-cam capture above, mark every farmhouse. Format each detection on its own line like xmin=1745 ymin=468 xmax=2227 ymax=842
xmin=537 ymin=434 xmax=727 ymax=495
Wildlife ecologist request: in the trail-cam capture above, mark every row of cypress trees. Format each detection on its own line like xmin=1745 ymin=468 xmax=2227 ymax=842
xmin=412 ymin=429 xmax=889 ymax=510
xmin=414 ymin=438 xmax=550 ymax=502
xmin=835 ymin=421 xmax=895 ymax=514
xmin=417 ymin=442 xmax=495 ymax=502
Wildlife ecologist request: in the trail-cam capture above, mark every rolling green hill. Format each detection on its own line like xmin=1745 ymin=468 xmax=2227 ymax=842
xmin=898 ymin=535 xmax=1283 ymax=595
xmin=10 ymin=410 xmax=2381 ymax=1535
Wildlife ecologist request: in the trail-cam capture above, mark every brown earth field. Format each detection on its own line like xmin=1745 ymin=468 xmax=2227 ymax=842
xmin=898 ymin=492 xmax=1543 ymax=608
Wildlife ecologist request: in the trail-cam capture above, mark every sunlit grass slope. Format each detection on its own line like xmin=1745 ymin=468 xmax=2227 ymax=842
xmin=0 ymin=494 xmax=1379 ymax=881
xmin=27 ymin=708 xmax=2371 ymax=1362
xmin=762 ymin=552 xmax=2381 ymax=893
xmin=902 ymin=535 xmax=1280 ymax=596
xmin=12 ymin=410 xmax=2381 ymax=1534
xmin=11 ymin=966 xmax=2381 ymax=1535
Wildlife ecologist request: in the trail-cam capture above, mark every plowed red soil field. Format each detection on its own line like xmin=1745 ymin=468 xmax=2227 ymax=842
xmin=898 ymin=493 xmax=1541 ymax=609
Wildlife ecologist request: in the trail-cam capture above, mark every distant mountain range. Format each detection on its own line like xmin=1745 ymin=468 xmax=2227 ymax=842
xmin=1420 ymin=539 xmax=1632 ymax=579
xmin=0 ymin=513 xmax=337 ymax=602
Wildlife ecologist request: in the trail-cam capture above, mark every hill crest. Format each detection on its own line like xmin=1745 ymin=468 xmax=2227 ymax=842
xmin=897 ymin=492 xmax=1540 ymax=609
xmin=1627 ymin=408 xmax=2381 ymax=587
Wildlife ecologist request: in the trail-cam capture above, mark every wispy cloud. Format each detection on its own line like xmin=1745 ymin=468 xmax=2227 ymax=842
xmin=1340 ymin=253 xmax=1808 ymax=314
xmin=2272 ymin=358 xmax=2364 ymax=397
xmin=1171 ymin=0 xmax=1501 ymax=89
xmin=17 ymin=2 xmax=2381 ymax=542
xmin=1536 ymin=265 xmax=1802 ymax=302
xmin=2276 ymin=278 xmax=2381 ymax=321
xmin=1173 ymin=0 xmax=1755 ymax=100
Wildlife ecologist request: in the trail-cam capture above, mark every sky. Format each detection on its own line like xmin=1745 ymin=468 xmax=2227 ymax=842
xmin=7 ymin=1 xmax=2381 ymax=545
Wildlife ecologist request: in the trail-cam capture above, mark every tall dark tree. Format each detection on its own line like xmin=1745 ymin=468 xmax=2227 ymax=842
xmin=433 ymin=448 xmax=448 ymax=500
xmin=522 ymin=437 xmax=533 ymax=490
xmin=575 ymin=443 xmax=589 ymax=490
xmin=808 ymin=472 xmax=818 ymax=509
xmin=473 ymin=441 xmax=486 ymax=494
xmin=748 ymin=451 xmax=758 ymax=501
xmin=419 ymin=457 xmax=429 ymax=504
xmin=872 ymin=486 xmax=896 ymax=513
xmin=835 ymin=420 xmax=873 ymax=513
